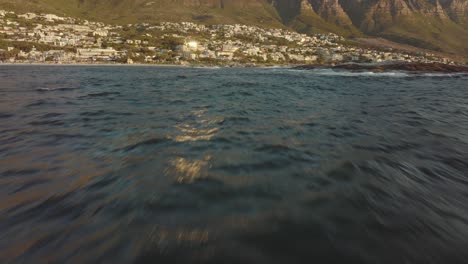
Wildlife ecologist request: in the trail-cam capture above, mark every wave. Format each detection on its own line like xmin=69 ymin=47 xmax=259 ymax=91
xmin=0 ymin=113 xmax=13 ymax=119
xmin=119 ymin=137 xmax=171 ymax=152
xmin=304 ymin=69 xmax=410 ymax=77
xmin=286 ymin=68 xmax=468 ymax=78
xmin=420 ymin=73 xmax=468 ymax=77
xmin=36 ymin=87 xmax=80 ymax=91
xmin=192 ymin=66 xmax=221 ymax=70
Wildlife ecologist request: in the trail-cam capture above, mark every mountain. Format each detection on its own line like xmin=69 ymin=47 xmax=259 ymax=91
xmin=0 ymin=0 xmax=467 ymax=55
xmin=336 ymin=0 xmax=468 ymax=54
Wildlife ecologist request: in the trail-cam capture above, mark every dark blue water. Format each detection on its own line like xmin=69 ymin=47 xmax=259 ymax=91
xmin=1 ymin=65 xmax=468 ymax=263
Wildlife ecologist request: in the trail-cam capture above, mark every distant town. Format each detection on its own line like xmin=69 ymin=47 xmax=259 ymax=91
xmin=0 ymin=9 xmax=456 ymax=66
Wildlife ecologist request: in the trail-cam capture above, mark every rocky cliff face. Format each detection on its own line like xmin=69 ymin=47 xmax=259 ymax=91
xmin=441 ymin=0 xmax=468 ymax=24
xmin=310 ymin=0 xmax=354 ymax=26
xmin=298 ymin=0 xmax=468 ymax=54
xmin=179 ymin=0 xmax=265 ymax=8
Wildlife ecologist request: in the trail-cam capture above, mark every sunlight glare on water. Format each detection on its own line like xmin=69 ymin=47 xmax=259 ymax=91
xmin=1 ymin=65 xmax=468 ymax=264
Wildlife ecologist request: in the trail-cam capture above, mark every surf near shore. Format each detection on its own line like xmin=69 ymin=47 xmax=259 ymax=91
xmin=295 ymin=62 xmax=468 ymax=74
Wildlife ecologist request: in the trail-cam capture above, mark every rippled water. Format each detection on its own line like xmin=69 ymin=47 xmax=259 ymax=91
xmin=1 ymin=65 xmax=468 ymax=263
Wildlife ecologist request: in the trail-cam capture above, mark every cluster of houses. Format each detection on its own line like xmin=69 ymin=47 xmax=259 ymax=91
xmin=0 ymin=9 xmax=454 ymax=65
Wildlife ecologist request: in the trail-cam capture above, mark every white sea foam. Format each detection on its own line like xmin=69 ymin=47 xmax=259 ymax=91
xmin=193 ymin=66 xmax=221 ymax=70
xmin=36 ymin=86 xmax=78 ymax=91
xmin=306 ymin=69 xmax=410 ymax=77
xmin=420 ymin=73 xmax=467 ymax=77
xmin=283 ymin=68 xmax=467 ymax=78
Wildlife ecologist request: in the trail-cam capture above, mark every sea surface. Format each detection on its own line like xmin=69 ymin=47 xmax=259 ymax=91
xmin=1 ymin=65 xmax=468 ymax=264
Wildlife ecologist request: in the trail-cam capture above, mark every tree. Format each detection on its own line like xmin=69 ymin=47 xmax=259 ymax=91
xmin=136 ymin=25 xmax=146 ymax=34
xmin=115 ymin=56 xmax=128 ymax=63
xmin=0 ymin=51 xmax=8 ymax=61
xmin=159 ymin=36 xmax=183 ymax=50
xmin=22 ymin=20 xmax=35 ymax=30
xmin=12 ymin=42 xmax=34 ymax=52
xmin=4 ymin=13 xmax=17 ymax=19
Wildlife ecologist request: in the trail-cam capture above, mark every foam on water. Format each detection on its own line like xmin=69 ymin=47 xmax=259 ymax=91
xmin=311 ymin=69 xmax=409 ymax=77
xmin=287 ymin=68 xmax=467 ymax=78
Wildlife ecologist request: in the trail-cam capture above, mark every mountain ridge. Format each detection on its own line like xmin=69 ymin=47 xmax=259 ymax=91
xmin=0 ymin=0 xmax=466 ymax=55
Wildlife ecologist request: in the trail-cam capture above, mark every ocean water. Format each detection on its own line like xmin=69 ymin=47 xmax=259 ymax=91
xmin=1 ymin=65 xmax=468 ymax=264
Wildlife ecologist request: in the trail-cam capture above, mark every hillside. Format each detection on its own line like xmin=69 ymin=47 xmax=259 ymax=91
xmin=0 ymin=0 xmax=466 ymax=56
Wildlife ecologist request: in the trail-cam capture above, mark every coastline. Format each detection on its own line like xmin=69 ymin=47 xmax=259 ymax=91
xmin=0 ymin=62 xmax=193 ymax=67
xmin=2 ymin=61 xmax=466 ymax=73
xmin=0 ymin=62 xmax=295 ymax=68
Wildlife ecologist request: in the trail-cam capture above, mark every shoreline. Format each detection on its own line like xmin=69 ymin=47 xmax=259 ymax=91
xmin=0 ymin=62 xmax=195 ymax=67
xmin=1 ymin=62 xmax=466 ymax=73
xmin=0 ymin=62 xmax=294 ymax=68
